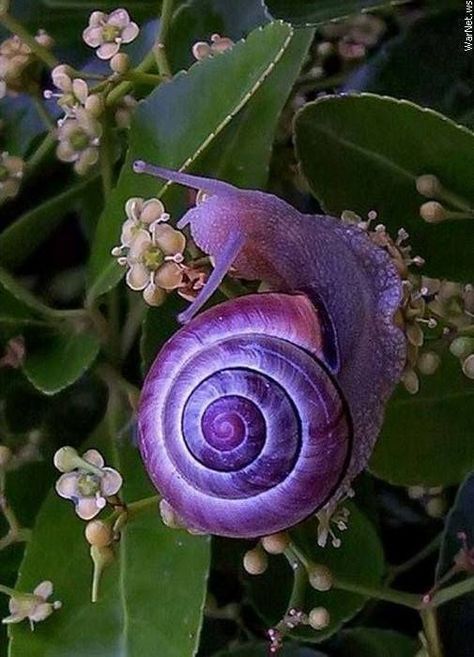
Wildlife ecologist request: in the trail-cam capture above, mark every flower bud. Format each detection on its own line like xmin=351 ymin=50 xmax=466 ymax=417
xmin=308 ymin=606 xmax=330 ymax=630
xmin=407 ymin=485 xmax=425 ymax=500
xmin=420 ymin=201 xmax=447 ymax=224
xmin=85 ymin=520 xmax=113 ymax=547
xmin=402 ymin=369 xmax=419 ymax=395
xmin=308 ymin=564 xmax=333 ymax=591
xmin=426 ymin=497 xmax=446 ymax=519
xmin=35 ymin=30 xmax=54 ymax=49
xmin=192 ymin=41 xmax=212 ymax=60
xmin=417 ymin=351 xmax=441 ymax=376
xmin=416 ymin=174 xmax=442 ymax=199
xmin=53 ymin=446 xmax=81 ymax=472
xmin=449 ymin=337 xmax=474 ymax=360
xmin=243 ymin=546 xmax=268 ymax=575
xmin=0 ymin=445 xmax=12 ymax=468
xmin=110 ymin=52 xmax=130 ymax=74
xmin=85 ymin=94 xmax=104 ymax=117
xmin=462 ymin=354 xmax=474 ymax=379
xmin=261 ymin=532 xmax=290 ymax=555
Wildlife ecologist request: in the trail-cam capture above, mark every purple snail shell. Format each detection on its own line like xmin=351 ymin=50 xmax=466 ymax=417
xmin=139 ymin=293 xmax=352 ymax=538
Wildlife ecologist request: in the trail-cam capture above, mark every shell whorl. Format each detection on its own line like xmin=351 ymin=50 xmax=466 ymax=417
xmin=138 ymin=292 xmax=352 ymax=538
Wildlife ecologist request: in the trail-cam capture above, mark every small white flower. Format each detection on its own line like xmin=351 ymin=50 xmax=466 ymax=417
xmin=56 ymin=108 xmax=102 ymax=175
xmin=83 ymin=9 xmax=139 ymax=60
xmin=2 ymin=581 xmax=61 ymax=631
xmin=55 ymin=449 xmax=123 ymax=520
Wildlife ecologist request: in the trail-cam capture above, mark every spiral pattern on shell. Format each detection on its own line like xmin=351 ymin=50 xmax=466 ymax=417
xmin=139 ymin=293 xmax=352 ymax=538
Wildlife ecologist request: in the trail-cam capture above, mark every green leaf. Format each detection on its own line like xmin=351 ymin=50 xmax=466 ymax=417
xmin=22 ymin=327 xmax=100 ymax=395
xmin=334 ymin=628 xmax=418 ymax=656
xmin=86 ymin=21 xmax=295 ymax=300
xmin=247 ymin=504 xmax=385 ymax=642
xmin=0 ymin=268 xmax=55 ymax=320
xmin=140 ymin=296 xmax=183 ymax=372
xmin=294 ymin=93 xmax=474 ymax=281
xmin=0 ymin=177 xmax=100 ymax=271
xmin=262 ymin=0 xmax=409 ymax=27
xmin=347 ymin=11 xmax=474 ymax=127
xmin=371 ymin=358 xmax=474 ymax=486
xmin=9 ymin=424 xmax=211 ymax=657
xmin=436 ymin=471 xmax=474 ymax=656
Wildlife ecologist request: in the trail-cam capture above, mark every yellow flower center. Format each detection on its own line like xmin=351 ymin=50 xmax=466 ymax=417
xmin=143 ymin=247 xmax=165 ymax=271
xmin=102 ymin=25 xmax=121 ymax=42
xmin=77 ymin=473 xmax=101 ymax=497
xmin=69 ymin=129 xmax=90 ymax=151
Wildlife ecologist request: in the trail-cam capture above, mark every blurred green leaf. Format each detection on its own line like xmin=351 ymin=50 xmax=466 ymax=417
xmin=294 ymin=93 xmax=474 ymax=281
xmin=333 ymin=628 xmax=418 ymax=656
xmin=0 ymin=97 xmax=47 ymax=158
xmin=262 ymin=0 xmax=408 ymax=27
xmin=0 ymin=268 xmax=52 ymax=325
xmin=346 ymin=11 xmax=474 ymax=127
xmin=436 ymin=471 xmax=474 ymax=656
xmin=247 ymin=504 xmax=385 ymax=642
xmin=371 ymin=358 xmax=474 ymax=486
xmin=87 ymin=21 xmax=296 ymax=300
xmin=9 ymin=423 xmax=211 ymax=657
xmin=22 ymin=327 xmax=100 ymax=395
xmin=0 ymin=177 xmax=100 ymax=271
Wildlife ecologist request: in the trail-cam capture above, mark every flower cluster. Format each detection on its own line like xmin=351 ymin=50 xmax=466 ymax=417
xmin=44 ymin=9 xmax=140 ymax=176
xmin=192 ymin=34 xmax=234 ymax=60
xmin=54 ymin=447 xmax=123 ymax=520
xmin=0 ymin=30 xmax=53 ymax=98
xmin=112 ymin=197 xmax=187 ymax=306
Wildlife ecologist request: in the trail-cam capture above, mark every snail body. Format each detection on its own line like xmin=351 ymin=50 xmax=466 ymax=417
xmin=136 ymin=163 xmax=406 ymax=538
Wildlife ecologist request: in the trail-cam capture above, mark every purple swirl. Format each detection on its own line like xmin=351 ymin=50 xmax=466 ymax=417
xmin=138 ymin=293 xmax=352 ymax=538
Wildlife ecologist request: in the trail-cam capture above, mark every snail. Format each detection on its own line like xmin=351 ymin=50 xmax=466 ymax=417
xmin=135 ymin=162 xmax=406 ymax=538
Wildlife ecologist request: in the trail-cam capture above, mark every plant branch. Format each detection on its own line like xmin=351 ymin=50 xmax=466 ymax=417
xmin=421 ymin=607 xmax=444 ymax=657
xmin=154 ymin=0 xmax=174 ymax=79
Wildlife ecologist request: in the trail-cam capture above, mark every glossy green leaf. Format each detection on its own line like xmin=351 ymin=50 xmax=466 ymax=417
xmin=22 ymin=327 xmax=100 ymax=395
xmin=87 ymin=21 xmax=295 ymax=300
xmin=247 ymin=504 xmax=384 ymax=642
xmin=9 ymin=424 xmax=211 ymax=657
xmin=346 ymin=10 xmax=474 ymax=126
xmin=262 ymin=0 xmax=408 ymax=27
xmin=294 ymin=93 xmax=474 ymax=281
xmin=436 ymin=471 xmax=474 ymax=656
xmin=334 ymin=628 xmax=418 ymax=656
xmin=371 ymin=358 xmax=474 ymax=486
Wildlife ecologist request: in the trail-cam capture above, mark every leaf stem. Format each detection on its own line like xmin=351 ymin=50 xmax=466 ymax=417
xmin=154 ymin=0 xmax=174 ymax=79
xmin=0 ymin=13 xmax=57 ymax=68
xmin=430 ymin=576 xmax=474 ymax=607
xmin=421 ymin=607 xmax=444 ymax=657
xmin=333 ymin=576 xmax=421 ymax=610
xmin=106 ymin=51 xmax=156 ymax=106
xmin=25 ymin=132 xmax=56 ymax=174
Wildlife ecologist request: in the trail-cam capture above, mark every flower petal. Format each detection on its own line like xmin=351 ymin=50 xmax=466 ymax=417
xmin=33 ymin=581 xmax=53 ymax=601
xmin=121 ymin=23 xmax=139 ymax=44
xmin=120 ymin=219 xmax=136 ymax=247
xmin=101 ymin=468 xmax=123 ymax=496
xmin=154 ymin=261 xmax=184 ymax=290
xmin=72 ymin=78 xmax=88 ymax=104
xmin=55 ymin=473 xmax=79 ymax=499
xmin=56 ymin=142 xmax=78 ymax=163
xmin=143 ymin=283 xmax=166 ymax=307
xmin=97 ymin=42 xmax=120 ymax=60
xmin=82 ymin=25 xmax=103 ymax=48
xmin=126 ymin=263 xmax=150 ymax=291
xmin=29 ymin=602 xmax=54 ymax=623
xmin=108 ymin=8 xmax=131 ymax=28
xmin=140 ymin=198 xmax=165 ymax=224
xmin=82 ymin=449 xmax=104 ymax=468
xmin=125 ymin=197 xmax=144 ymax=222
xmin=89 ymin=11 xmax=106 ymax=27
xmin=153 ymin=224 xmax=186 ymax=256
xmin=76 ymin=497 xmax=101 ymax=520
xmin=128 ymin=229 xmax=152 ymax=258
